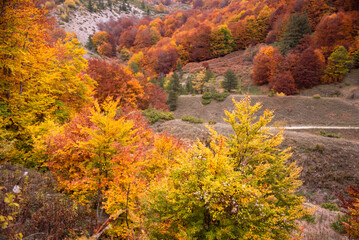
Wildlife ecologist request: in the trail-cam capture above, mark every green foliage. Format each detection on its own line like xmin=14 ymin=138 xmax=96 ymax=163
xmin=353 ymin=49 xmax=359 ymax=68
xmin=130 ymin=61 xmax=141 ymax=73
xmin=321 ymin=203 xmax=340 ymax=211
xmin=313 ymin=94 xmax=321 ymax=99
xmin=279 ymin=13 xmax=311 ymax=55
xmin=143 ymin=108 xmax=175 ymax=124
xmin=331 ymin=214 xmax=349 ymax=234
xmin=222 ymin=69 xmax=238 ymax=92
xmin=146 ymin=97 xmax=306 ymax=239
xmin=167 ymin=72 xmax=181 ymax=94
xmin=301 ymin=214 xmax=316 ymax=224
xmin=167 ymin=90 xmax=178 ymax=111
xmin=181 ymin=115 xmax=204 ymax=123
xmin=323 ymin=46 xmax=352 ymax=83
xmin=202 ymin=92 xmax=230 ymax=104
xmin=319 ymin=131 xmax=341 ymax=138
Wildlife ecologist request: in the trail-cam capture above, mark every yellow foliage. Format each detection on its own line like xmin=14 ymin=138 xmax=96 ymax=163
xmin=64 ymin=0 xmax=76 ymax=8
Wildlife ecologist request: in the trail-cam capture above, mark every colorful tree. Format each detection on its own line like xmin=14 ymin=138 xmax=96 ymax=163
xmin=292 ymin=48 xmax=324 ymax=88
xmin=269 ymin=70 xmax=297 ymax=95
xmin=145 ymin=97 xmax=306 ymax=239
xmin=189 ymin=24 xmax=212 ymax=61
xmin=87 ymin=59 xmax=144 ymax=108
xmin=48 ymin=99 xmax=183 ymax=237
xmin=338 ymin=185 xmax=359 ymax=239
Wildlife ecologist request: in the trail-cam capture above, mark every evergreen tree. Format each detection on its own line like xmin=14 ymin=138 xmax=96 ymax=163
xmin=167 ymin=90 xmax=177 ymax=111
xmin=141 ymin=0 xmax=145 ymax=9
xmin=279 ymin=13 xmax=311 ymax=55
xmin=222 ymin=69 xmax=238 ymax=92
xmin=204 ymin=69 xmax=215 ymax=82
xmin=168 ymin=72 xmax=181 ymax=94
xmin=185 ymin=78 xmax=193 ymax=94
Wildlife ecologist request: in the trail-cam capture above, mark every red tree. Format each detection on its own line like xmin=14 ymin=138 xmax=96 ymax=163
xmin=292 ymin=48 xmax=324 ymax=88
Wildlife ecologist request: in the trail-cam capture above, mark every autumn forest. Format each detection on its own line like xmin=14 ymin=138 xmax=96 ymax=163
xmin=1 ymin=0 xmax=359 ymax=239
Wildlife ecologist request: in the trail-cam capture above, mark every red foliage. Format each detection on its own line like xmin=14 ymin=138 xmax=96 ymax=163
xmin=87 ymin=59 xmax=144 ymax=108
xmin=118 ymin=28 xmax=137 ymax=50
xmin=338 ymin=185 xmax=359 ymax=239
xmin=252 ymin=52 xmax=271 ymax=85
xmin=269 ymin=70 xmax=297 ymax=95
xmin=188 ymin=24 xmax=212 ymax=61
xmin=292 ymin=48 xmax=324 ymax=88
xmin=315 ymin=11 xmax=359 ymax=56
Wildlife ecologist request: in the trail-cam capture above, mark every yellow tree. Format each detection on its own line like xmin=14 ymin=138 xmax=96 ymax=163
xmin=0 ymin=0 xmax=94 ymax=165
xmin=145 ymin=96 xmax=306 ymax=239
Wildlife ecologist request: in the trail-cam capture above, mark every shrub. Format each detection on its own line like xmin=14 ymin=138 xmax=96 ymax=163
xmin=44 ymin=1 xmax=56 ymax=9
xmin=202 ymin=98 xmax=211 ymax=105
xmin=313 ymin=94 xmax=321 ymax=99
xmin=319 ymin=131 xmax=341 ymax=138
xmin=143 ymin=108 xmax=175 ymax=124
xmin=301 ymin=214 xmax=316 ymax=224
xmin=331 ymin=214 xmax=349 ymax=234
xmin=64 ymin=0 xmax=76 ymax=8
xmin=201 ymin=92 xmax=229 ymax=105
xmin=181 ymin=115 xmax=204 ymax=124
xmin=321 ymin=203 xmax=340 ymax=211
xmin=119 ymin=48 xmax=131 ymax=61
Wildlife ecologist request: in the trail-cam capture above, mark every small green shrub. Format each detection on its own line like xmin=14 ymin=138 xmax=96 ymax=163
xmin=331 ymin=214 xmax=349 ymax=234
xmin=301 ymin=214 xmax=316 ymax=224
xmin=212 ymin=92 xmax=230 ymax=101
xmin=181 ymin=115 xmax=204 ymax=124
xmin=208 ymin=120 xmax=217 ymax=125
xmin=201 ymin=92 xmax=229 ymax=105
xmin=319 ymin=131 xmax=341 ymax=138
xmin=143 ymin=108 xmax=175 ymax=124
xmin=313 ymin=94 xmax=321 ymax=99
xmin=321 ymin=203 xmax=340 ymax=211
xmin=202 ymin=98 xmax=211 ymax=105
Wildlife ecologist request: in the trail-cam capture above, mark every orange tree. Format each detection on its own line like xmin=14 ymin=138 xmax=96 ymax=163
xmin=47 ymin=98 xmax=183 ymax=238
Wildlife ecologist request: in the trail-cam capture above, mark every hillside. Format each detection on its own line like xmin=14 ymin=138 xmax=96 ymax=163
xmin=174 ymin=95 xmax=359 ymax=127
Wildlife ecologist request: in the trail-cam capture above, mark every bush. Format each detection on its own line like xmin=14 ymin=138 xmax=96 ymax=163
xmin=321 ymin=203 xmax=340 ymax=211
xmin=301 ymin=214 xmax=316 ymax=224
xmin=202 ymin=98 xmax=211 ymax=105
xmin=181 ymin=115 xmax=204 ymax=124
xmin=319 ymin=131 xmax=341 ymax=138
xmin=44 ymin=1 xmax=56 ymax=9
xmin=313 ymin=94 xmax=321 ymax=99
xmin=201 ymin=92 xmax=229 ymax=105
xmin=143 ymin=108 xmax=175 ymax=124
xmin=331 ymin=214 xmax=349 ymax=234
xmin=119 ymin=48 xmax=131 ymax=61
xmin=64 ymin=0 xmax=76 ymax=8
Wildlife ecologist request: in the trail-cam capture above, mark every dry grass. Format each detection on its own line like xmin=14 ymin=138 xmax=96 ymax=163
xmin=298 ymin=203 xmax=348 ymax=240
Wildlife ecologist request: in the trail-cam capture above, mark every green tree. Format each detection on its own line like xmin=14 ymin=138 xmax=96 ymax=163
xmin=222 ymin=69 xmax=238 ymax=92
xmin=323 ymin=46 xmax=352 ymax=83
xmin=145 ymin=96 xmax=306 ymax=239
xmin=167 ymin=72 xmax=181 ymax=94
xmin=210 ymin=25 xmax=235 ymax=57
xmin=167 ymin=90 xmax=178 ymax=111
xmin=279 ymin=13 xmax=311 ymax=55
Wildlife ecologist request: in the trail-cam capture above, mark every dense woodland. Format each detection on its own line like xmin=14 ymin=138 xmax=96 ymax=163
xmin=1 ymin=0 xmax=359 ymax=239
